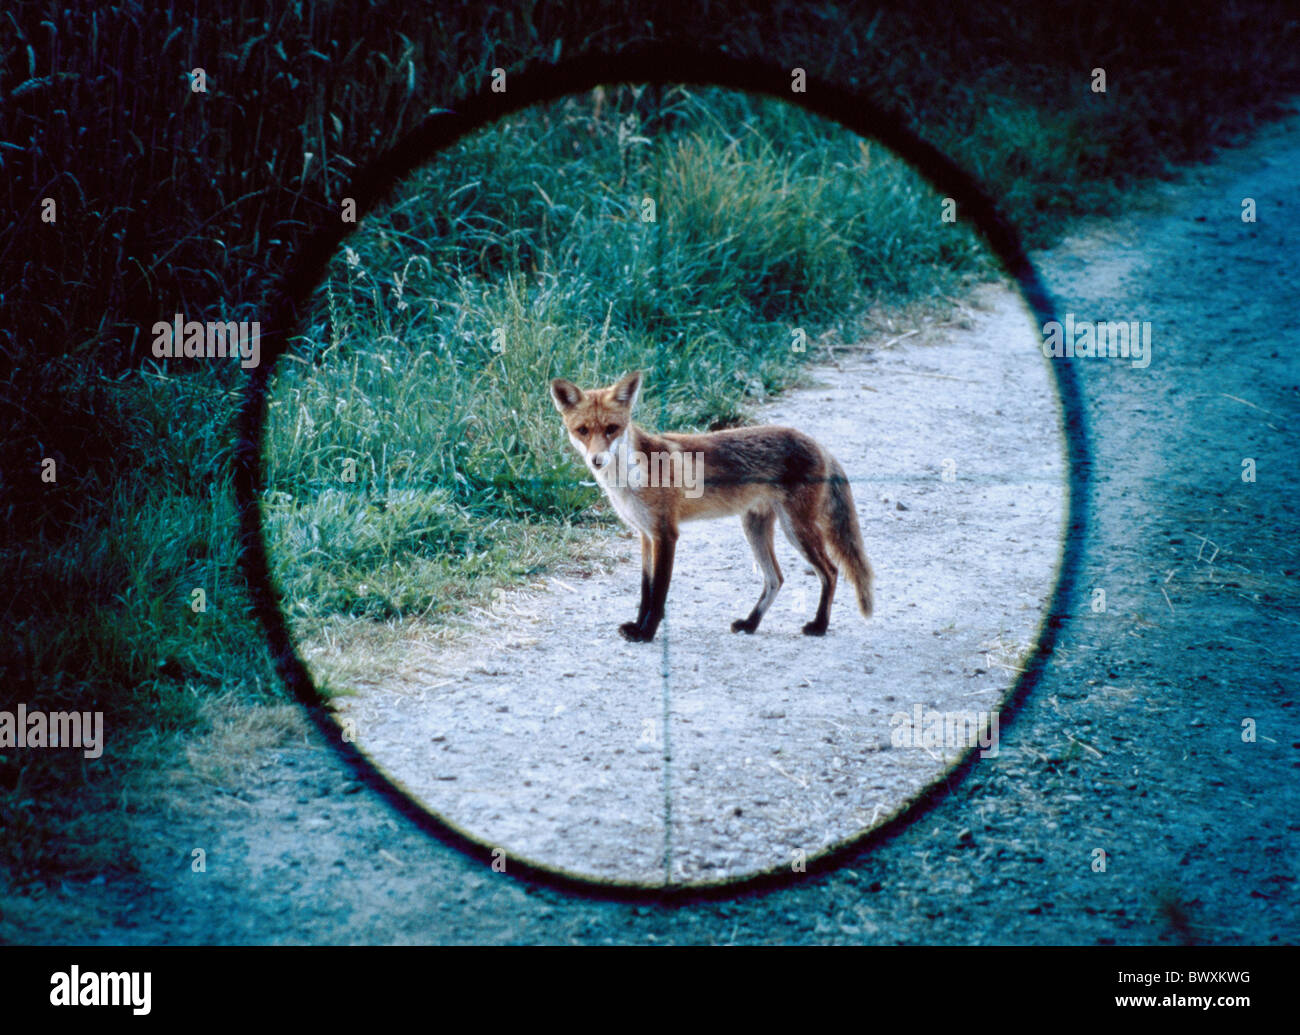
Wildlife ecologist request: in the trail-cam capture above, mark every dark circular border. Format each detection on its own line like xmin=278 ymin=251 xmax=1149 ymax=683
xmin=235 ymin=43 xmax=1089 ymax=903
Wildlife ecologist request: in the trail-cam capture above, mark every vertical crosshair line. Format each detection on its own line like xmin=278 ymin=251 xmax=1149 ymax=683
xmin=660 ymin=614 xmax=673 ymax=886
xmin=650 ymin=79 xmax=673 ymax=887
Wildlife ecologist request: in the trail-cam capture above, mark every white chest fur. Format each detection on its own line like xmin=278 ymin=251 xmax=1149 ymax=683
xmin=601 ymin=479 xmax=652 ymax=534
xmin=594 ymin=432 xmax=653 ymax=534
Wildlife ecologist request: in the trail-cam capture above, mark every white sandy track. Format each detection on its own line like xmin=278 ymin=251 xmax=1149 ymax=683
xmin=324 ymin=284 xmax=1066 ymax=886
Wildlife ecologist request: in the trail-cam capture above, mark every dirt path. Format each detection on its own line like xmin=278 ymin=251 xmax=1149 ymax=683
xmin=321 ymin=286 xmax=1065 ymax=886
xmin=3 ymin=104 xmax=1296 ymax=944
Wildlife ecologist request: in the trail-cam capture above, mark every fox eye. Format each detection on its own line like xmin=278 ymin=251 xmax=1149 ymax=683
xmin=605 ymin=424 xmax=620 ymax=437
xmin=575 ymin=425 xmax=589 ymax=437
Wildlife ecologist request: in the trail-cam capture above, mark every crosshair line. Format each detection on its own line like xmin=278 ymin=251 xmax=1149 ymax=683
xmin=660 ymin=611 xmax=673 ymax=887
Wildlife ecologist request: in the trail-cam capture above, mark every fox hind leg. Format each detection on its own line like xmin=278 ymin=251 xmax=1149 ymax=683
xmin=731 ymin=507 xmax=782 ymax=634
xmin=777 ymin=499 xmax=838 ymax=636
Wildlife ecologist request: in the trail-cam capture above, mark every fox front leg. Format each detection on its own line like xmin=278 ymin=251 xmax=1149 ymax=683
xmin=619 ymin=533 xmax=653 ymax=642
xmin=629 ymin=533 xmax=652 ymax=628
xmin=619 ymin=529 xmax=676 ymax=642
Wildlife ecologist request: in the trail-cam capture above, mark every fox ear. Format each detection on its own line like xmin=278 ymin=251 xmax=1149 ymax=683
xmin=611 ymin=369 xmax=641 ymax=410
xmin=550 ymin=378 xmax=583 ymax=412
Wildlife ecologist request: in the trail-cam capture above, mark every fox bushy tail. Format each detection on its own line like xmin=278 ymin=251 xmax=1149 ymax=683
xmin=825 ymin=460 xmax=874 ymax=618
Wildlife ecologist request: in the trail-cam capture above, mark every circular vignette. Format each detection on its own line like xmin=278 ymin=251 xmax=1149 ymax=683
xmin=234 ymin=43 xmax=1090 ymax=903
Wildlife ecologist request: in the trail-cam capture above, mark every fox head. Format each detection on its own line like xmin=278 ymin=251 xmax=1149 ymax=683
xmin=550 ymin=370 xmax=641 ymax=474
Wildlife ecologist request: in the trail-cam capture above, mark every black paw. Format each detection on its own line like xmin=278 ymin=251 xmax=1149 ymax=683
xmin=730 ymin=617 xmax=758 ymax=634
xmin=619 ymin=621 xmax=653 ymax=642
xmin=801 ymin=621 xmax=828 ymax=637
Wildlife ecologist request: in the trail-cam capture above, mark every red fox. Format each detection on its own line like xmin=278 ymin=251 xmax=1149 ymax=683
xmin=550 ymin=370 xmax=874 ymax=643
